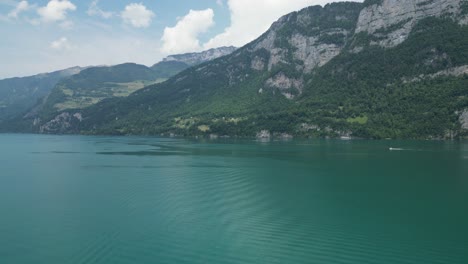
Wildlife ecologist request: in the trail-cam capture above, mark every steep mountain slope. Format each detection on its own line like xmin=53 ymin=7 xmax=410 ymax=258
xmin=11 ymin=0 xmax=468 ymax=139
xmin=0 ymin=67 xmax=82 ymax=122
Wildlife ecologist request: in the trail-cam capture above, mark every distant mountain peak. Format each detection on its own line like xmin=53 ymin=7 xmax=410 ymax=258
xmin=162 ymin=46 xmax=237 ymax=66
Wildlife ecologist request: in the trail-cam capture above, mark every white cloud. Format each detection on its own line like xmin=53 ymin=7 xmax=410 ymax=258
xmin=161 ymin=9 xmax=214 ymax=54
xmin=216 ymin=0 xmax=224 ymax=6
xmin=204 ymin=0 xmax=356 ymax=49
xmin=87 ymin=0 xmax=113 ymax=19
xmin=37 ymin=0 xmax=76 ymax=23
xmin=50 ymin=37 xmax=73 ymax=51
xmin=121 ymin=3 xmax=154 ymax=28
xmin=7 ymin=0 xmax=30 ymax=19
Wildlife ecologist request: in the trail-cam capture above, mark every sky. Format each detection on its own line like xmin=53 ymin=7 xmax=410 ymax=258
xmin=0 ymin=0 xmax=362 ymax=79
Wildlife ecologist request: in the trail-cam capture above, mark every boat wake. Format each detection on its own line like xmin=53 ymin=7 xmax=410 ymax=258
xmin=389 ymin=147 xmax=405 ymax=151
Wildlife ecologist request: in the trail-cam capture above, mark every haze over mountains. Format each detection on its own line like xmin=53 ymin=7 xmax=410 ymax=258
xmin=1 ymin=0 xmax=468 ymax=139
xmin=0 ymin=46 xmax=236 ymax=125
xmin=0 ymin=66 xmax=84 ymax=123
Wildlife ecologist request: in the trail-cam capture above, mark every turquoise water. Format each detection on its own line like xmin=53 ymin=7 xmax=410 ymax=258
xmin=0 ymin=134 xmax=467 ymax=264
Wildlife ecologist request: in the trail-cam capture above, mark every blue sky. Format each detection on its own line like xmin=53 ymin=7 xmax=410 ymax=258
xmin=0 ymin=0 xmax=361 ymax=78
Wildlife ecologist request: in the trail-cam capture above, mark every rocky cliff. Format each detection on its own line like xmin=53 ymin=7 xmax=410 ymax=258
xmin=356 ymin=0 xmax=465 ymax=47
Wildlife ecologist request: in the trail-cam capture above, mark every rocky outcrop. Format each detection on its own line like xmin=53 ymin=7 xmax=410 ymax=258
xmin=289 ymin=33 xmax=344 ymax=72
xmin=402 ymin=65 xmax=468 ymax=83
xmin=256 ymin=130 xmax=271 ymax=139
xmin=252 ymin=30 xmax=286 ymax=71
xmin=251 ymin=56 xmax=266 ymax=71
xmin=39 ymin=112 xmax=82 ymax=134
xmin=356 ymin=0 xmax=463 ymax=48
xmin=265 ymin=72 xmax=303 ymax=99
xmin=428 ymin=65 xmax=468 ymax=78
xmin=461 ymin=16 xmax=468 ymax=25
xmin=460 ymin=109 xmax=468 ymax=130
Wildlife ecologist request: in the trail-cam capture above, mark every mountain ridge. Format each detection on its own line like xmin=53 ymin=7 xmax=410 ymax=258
xmin=160 ymin=46 xmax=237 ymax=66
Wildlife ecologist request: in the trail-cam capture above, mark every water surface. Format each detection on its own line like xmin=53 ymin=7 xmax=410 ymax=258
xmin=0 ymin=134 xmax=467 ymax=263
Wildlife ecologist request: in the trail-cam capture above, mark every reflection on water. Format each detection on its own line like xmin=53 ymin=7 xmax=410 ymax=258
xmin=0 ymin=134 xmax=467 ymax=264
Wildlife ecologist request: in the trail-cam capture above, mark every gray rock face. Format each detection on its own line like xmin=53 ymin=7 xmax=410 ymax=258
xmin=356 ymin=0 xmax=463 ymax=48
xmin=290 ymin=33 xmax=344 ymax=72
xmin=252 ymin=16 xmax=350 ymax=73
xmin=460 ymin=109 xmax=468 ymax=130
xmin=252 ymin=30 xmax=287 ymax=71
xmin=265 ymin=72 xmax=303 ymax=99
xmin=164 ymin=46 xmax=237 ymax=66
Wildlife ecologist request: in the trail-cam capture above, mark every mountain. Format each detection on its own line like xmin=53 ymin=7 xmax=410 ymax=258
xmin=0 ymin=46 xmax=236 ymax=133
xmin=0 ymin=67 xmax=83 ymax=122
xmin=7 ymin=0 xmax=468 ymax=139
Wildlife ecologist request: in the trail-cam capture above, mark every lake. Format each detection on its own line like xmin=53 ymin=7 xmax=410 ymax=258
xmin=0 ymin=134 xmax=467 ymax=263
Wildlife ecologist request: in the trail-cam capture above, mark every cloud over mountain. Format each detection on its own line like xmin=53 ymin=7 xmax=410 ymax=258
xmin=161 ymin=9 xmax=214 ymax=54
